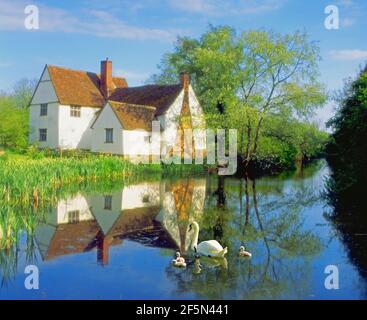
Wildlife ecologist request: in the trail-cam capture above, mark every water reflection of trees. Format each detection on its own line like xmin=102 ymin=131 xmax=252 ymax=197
xmin=325 ymin=167 xmax=367 ymax=288
xmin=1 ymin=167 xmax=324 ymax=298
xmin=167 ymin=168 xmax=322 ymax=299
xmin=0 ymin=204 xmax=42 ymax=287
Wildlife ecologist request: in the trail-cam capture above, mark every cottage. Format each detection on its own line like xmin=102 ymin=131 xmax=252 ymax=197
xmin=29 ymin=59 xmax=206 ymax=158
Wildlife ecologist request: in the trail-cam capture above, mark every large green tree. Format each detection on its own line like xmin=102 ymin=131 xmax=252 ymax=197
xmin=0 ymin=78 xmax=36 ymax=148
xmin=326 ymin=65 xmax=367 ymax=200
xmin=150 ymin=26 xmax=327 ymax=167
xmin=12 ymin=78 xmax=38 ymax=109
xmin=0 ymin=96 xmax=29 ymax=148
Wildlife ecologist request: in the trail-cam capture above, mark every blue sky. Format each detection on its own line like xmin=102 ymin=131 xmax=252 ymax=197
xmin=1 ymin=0 xmax=367 ymax=127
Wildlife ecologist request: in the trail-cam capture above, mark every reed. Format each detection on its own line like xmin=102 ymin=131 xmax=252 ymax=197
xmin=0 ymin=153 xmax=206 ymax=205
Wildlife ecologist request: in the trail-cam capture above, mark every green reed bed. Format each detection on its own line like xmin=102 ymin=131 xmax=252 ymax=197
xmin=0 ymin=153 xmax=207 ymax=205
xmin=0 ymin=202 xmax=46 ymax=285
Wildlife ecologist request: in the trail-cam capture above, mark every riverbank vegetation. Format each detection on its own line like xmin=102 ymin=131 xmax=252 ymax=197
xmin=0 ymin=150 xmax=206 ymax=205
xmin=150 ymin=26 xmax=328 ymax=174
xmin=325 ymin=64 xmax=367 ymax=279
xmin=326 ymin=64 xmax=367 ymax=222
xmin=0 ymin=79 xmax=36 ymax=148
xmin=326 ymin=64 xmax=367 ymax=212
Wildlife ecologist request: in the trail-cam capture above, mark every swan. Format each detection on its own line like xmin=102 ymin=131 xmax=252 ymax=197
xmin=239 ymin=246 xmax=252 ymax=258
xmin=172 ymin=252 xmax=187 ymax=268
xmin=188 ymin=221 xmax=227 ymax=258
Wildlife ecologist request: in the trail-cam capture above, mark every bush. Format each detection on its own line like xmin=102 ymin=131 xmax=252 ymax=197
xmin=0 ymin=96 xmax=29 ymax=148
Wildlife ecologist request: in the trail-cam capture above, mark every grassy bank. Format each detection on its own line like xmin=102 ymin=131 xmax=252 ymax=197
xmin=0 ymin=149 xmax=207 ymax=205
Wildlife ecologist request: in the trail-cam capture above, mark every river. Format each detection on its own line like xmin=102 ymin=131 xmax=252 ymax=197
xmin=0 ymin=160 xmax=366 ymax=299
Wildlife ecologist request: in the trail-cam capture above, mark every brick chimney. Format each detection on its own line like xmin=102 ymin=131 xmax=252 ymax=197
xmin=97 ymin=233 xmax=110 ymax=266
xmin=100 ymin=58 xmax=113 ymax=98
xmin=180 ymin=72 xmax=190 ymax=92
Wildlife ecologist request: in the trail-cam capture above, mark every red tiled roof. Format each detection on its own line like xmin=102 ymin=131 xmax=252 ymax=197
xmin=46 ymin=65 xmax=185 ymax=130
xmin=47 ymin=65 xmax=128 ymax=107
xmin=44 ymin=220 xmax=101 ymax=261
xmin=108 ymin=101 xmax=156 ymax=131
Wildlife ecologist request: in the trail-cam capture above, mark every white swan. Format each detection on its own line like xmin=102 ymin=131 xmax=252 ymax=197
xmin=172 ymin=252 xmax=187 ymax=268
xmin=239 ymin=246 xmax=252 ymax=258
xmin=188 ymin=221 xmax=228 ymax=258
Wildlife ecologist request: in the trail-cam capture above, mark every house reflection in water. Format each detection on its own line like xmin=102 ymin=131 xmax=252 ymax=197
xmin=35 ymin=178 xmax=207 ymax=266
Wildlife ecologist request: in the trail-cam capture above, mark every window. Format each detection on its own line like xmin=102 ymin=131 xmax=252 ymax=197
xmin=144 ymin=135 xmax=152 ymax=143
xmin=40 ymin=103 xmax=48 ymax=116
xmin=104 ymin=195 xmax=112 ymax=210
xmin=68 ymin=210 xmax=80 ymax=224
xmin=142 ymin=194 xmax=150 ymax=203
xmin=70 ymin=105 xmax=81 ymax=117
xmin=105 ymin=128 xmax=113 ymax=143
xmin=39 ymin=129 xmax=47 ymax=142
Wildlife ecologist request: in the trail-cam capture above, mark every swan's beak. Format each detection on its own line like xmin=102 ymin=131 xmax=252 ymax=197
xmin=188 ymin=224 xmax=192 ymax=232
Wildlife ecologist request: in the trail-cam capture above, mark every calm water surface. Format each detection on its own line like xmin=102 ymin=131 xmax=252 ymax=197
xmin=0 ymin=161 xmax=366 ymax=299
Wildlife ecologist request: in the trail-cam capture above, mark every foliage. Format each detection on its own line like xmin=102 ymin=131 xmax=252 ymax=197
xmin=12 ymin=78 xmax=38 ymax=109
xmin=150 ymin=26 xmax=328 ymax=171
xmin=326 ymin=64 xmax=367 ymax=193
xmin=0 ymin=78 xmax=36 ymax=148
xmin=324 ymin=65 xmax=367 ymax=280
xmin=0 ymin=150 xmax=207 ymax=205
xmin=0 ymin=96 xmax=29 ymax=148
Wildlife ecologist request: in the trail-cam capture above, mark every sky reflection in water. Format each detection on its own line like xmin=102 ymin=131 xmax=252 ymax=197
xmin=0 ymin=161 xmax=366 ymax=300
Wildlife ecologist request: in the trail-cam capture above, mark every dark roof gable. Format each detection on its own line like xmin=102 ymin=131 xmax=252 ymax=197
xmin=109 ymin=85 xmax=183 ymax=116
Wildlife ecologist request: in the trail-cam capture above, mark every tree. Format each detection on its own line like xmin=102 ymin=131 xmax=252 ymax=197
xmin=0 ymin=95 xmax=29 ymax=148
xmin=151 ymin=26 xmax=327 ymax=168
xmin=0 ymin=78 xmax=36 ymax=148
xmin=325 ymin=65 xmax=367 ymax=280
xmin=12 ymin=78 xmax=38 ymax=109
xmin=326 ymin=64 xmax=367 ymax=203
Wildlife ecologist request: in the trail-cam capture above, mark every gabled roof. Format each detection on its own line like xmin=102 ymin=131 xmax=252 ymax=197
xmin=47 ymin=65 xmax=128 ymax=107
xmin=43 ymin=65 xmax=186 ymax=131
xmin=108 ymin=101 xmax=156 ymax=131
xmin=45 ymin=65 xmax=184 ymax=116
xmin=44 ymin=220 xmax=101 ymax=261
xmin=109 ymin=85 xmax=183 ymax=116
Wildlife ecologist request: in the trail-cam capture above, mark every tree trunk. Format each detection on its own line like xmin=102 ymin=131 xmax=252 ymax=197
xmin=252 ymin=116 xmax=264 ymax=155
xmin=244 ymin=118 xmax=252 ymax=167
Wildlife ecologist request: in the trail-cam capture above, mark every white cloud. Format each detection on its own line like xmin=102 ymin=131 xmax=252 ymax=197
xmin=167 ymin=0 xmax=285 ymax=15
xmin=168 ymin=0 xmax=216 ymax=14
xmin=0 ymin=62 xmax=14 ymax=68
xmin=0 ymin=0 xmax=180 ymax=41
xmin=330 ymin=50 xmax=367 ymax=61
xmin=336 ymin=0 xmax=355 ymax=7
xmin=341 ymin=17 xmax=356 ymax=27
xmin=234 ymin=0 xmax=285 ymax=14
xmin=335 ymin=0 xmax=365 ymax=28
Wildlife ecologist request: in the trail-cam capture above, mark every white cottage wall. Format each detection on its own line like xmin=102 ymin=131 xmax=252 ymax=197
xmin=58 ymin=105 xmax=99 ymax=150
xmin=91 ymin=103 xmax=123 ymax=154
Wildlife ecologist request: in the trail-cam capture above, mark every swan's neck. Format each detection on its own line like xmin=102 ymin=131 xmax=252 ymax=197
xmin=191 ymin=225 xmax=199 ymax=250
